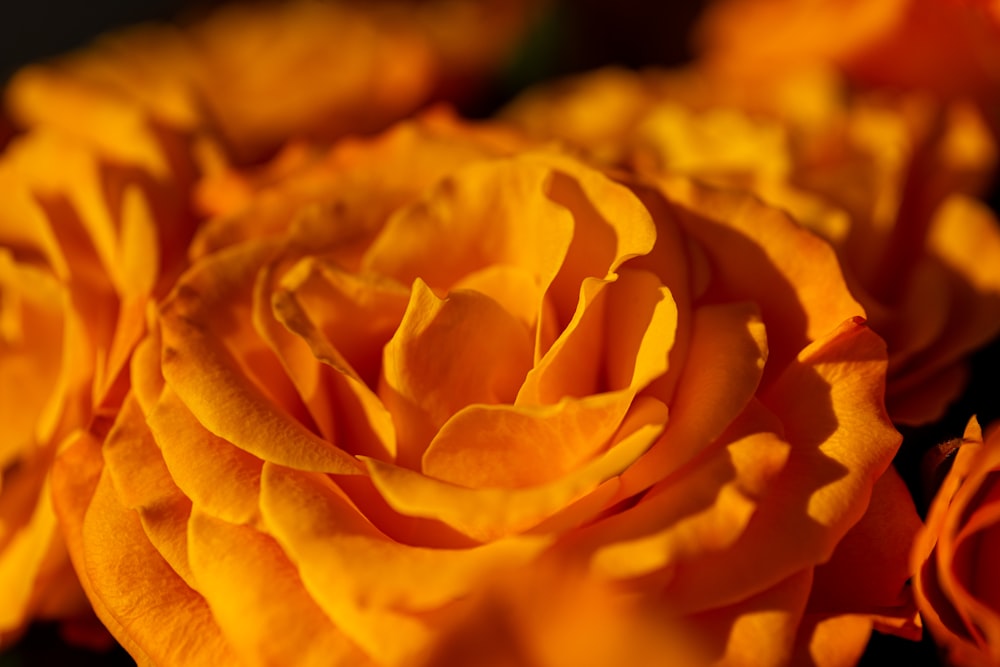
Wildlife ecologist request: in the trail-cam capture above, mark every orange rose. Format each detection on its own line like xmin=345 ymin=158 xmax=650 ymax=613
xmin=914 ymin=416 xmax=1000 ymax=666
xmin=696 ymin=0 xmax=1000 ymax=126
xmin=51 ymin=110 xmax=917 ymax=666
xmin=0 ymin=123 xmax=198 ymax=644
xmin=3 ymin=0 xmax=541 ymax=164
xmin=503 ymin=65 xmax=1000 ymax=425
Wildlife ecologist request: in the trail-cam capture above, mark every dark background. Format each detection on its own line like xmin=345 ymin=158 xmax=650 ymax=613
xmin=3 ymin=1 xmax=994 ymax=665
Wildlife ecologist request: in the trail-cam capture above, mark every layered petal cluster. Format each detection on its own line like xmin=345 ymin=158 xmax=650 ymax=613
xmin=0 ymin=0 xmax=543 ymax=646
xmin=914 ymin=417 xmax=1000 ymax=666
xmin=3 ymin=0 xmax=540 ymax=164
xmin=696 ymin=0 xmax=1000 ymax=123
xmin=0 ymin=123 xmax=199 ymax=644
xmin=52 ymin=110 xmax=917 ymax=666
xmin=503 ymin=66 xmax=1000 ymax=424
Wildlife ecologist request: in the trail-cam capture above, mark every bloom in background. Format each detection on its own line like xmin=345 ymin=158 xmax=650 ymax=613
xmin=49 ymin=107 xmax=918 ymax=666
xmin=696 ymin=0 xmax=1000 ymax=132
xmin=503 ymin=65 xmax=1000 ymax=425
xmin=0 ymin=122 xmax=198 ymax=645
xmin=914 ymin=416 xmax=1000 ymax=666
xmin=3 ymin=0 xmax=540 ymax=164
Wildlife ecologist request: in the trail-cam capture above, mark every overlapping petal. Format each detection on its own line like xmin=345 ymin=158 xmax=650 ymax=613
xmin=4 ymin=49 xmax=922 ymax=665
xmin=504 ymin=64 xmax=1000 ymax=424
xmin=914 ymin=417 xmax=1000 ymax=666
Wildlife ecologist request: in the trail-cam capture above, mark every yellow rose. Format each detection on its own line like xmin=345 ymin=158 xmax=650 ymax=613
xmin=503 ymin=65 xmax=1000 ymax=425
xmin=0 ymin=124 xmax=198 ymax=644
xmin=913 ymin=416 xmax=1000 ymax=667
xmin=53 ymin=111 xmax=916 ymax=666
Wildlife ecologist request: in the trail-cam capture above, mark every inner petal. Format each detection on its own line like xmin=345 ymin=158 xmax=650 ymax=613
xmin=278 ymin=255 xmax=410 ymax=391
xmin=421 ymin=389 xmax=637 ymax=488
xmin=361 ymin=157 xmax=574 ymax=299
xmin=364 ymin=396 xmax=668 ymax=542
xmin=380 ymin=278 xmax=533 ymax=467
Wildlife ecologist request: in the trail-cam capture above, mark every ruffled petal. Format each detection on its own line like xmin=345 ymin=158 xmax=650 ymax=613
xmin=260 ymin=463 xmax=546 ymax=664
xmin=187 ymin=509 xmax=369 ymax=666
xmin=365 ymin=397 xmax=667 ymax=541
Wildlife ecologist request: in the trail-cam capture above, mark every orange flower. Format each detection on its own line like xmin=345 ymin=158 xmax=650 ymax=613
xmin=503 ymin=65 xmax=1000 ymax=425
xmin=696 ymin=0 xmax=1000 ymax=123
xmin=913 ymin=416 xmax=1000 ymax=666
xmin=52 ymin=110 xmax=917 ymax=666
xmin=0 ymin=123 xmax=198 ymax=644
xmin=0 ymin=0 xmax=542 ymax=649
xmin=3 ymin=0 xmax=541 ymax=164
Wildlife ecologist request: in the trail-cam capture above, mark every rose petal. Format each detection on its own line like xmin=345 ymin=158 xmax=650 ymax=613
xmin=515 ymin=276 xmax=611 ymax=405
xmin=535 ymin=154 xmax=657 ymax=327
xmin=103 ymin=395 xmax=182 ymax=512
xmin=263 ymin=259 xmax=398 ymax=461
xmin=690 ymin=569 xmax=814 ymax=667
xmin=658 ymin=317 xmax=898 ymax=611
xmin=587 ymin=427 xmax=789 ymax=580
xmin=365 ymin=396 xmax=667 ymax=541
xmin=452 ymin=264 xmax=556 ymax=347
xmin=517 ymin=267 xmax=677 ymax=405
xmin=100 ymin=394 xmax=196 ymax=586
xmin=277 ymin=256 xmax=410 ymax=390
xmin=362 ymin=157 xmax=575 ymax=305
xmin=618 ymin=300 xmax=768 ymax=497
xmin=792 ymin=613 xmax=874 ymax=667
xmin=52 ymin=430 xmax=152 ymax=663
xmin=159 ymin=244 xmax=362 ymax=474
xmin=761 ymin=317 xmax=899 ymax=540
xmin=260 ymin=463 xmax=545 ymax=664
xmin=187 ymin=509 xmax=368 ymax=666
xmin=381 ymin=278 xmax=533 ymax=465
xmin=422 ymin=391 xmax=636 ymax=488
xmin=81 ymin=450 xmax=239 ymax=665
xmin=148 ymin=388 xmax=264 ymax=525
xmin=0 ymin=462 xmax=59 ymax=633
xmin=809 ymin=465 xmax=922 ymax=625
xmin=0 ymin=251 xmax=64 ymax=465
xmin=658 ymin=175 xmax=863 ymax=377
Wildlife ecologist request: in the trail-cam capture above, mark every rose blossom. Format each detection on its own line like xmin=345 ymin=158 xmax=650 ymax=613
xmin=0 ymin=123 xmax=198 ymax=644
xmin=913 ymin=416 xmax=1000 ymax=666
xmin=50 ymin=110 xmax=918 ymax=665
xmin=502 ymin=65 xmax=1000 ymax=425
xmin=695 ymin=0 xmax=1000 ymax=132
xmin=3 ymin=0 xmax=540 ymax=164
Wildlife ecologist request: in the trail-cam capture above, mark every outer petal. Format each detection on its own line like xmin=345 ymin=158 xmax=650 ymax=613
xmin=657 ymin=318 xmax=898 ymax=611
xmin=659 ymin=176 xmax=863 ymax=377
xmin=619 ymin=300 xmax=768 ymax=496
xmin=148 ymin=388 xmax=264 ymax=526
xmin=259 ymin=463 xmax=546 ymax=665
xmin=914 ymin=417 xmax=1000 ymax=666
xmin=52 ymin=420 xmax=240 ymax=667
xmin=187 ymin=509 xmax=369 ymax=667
xmin=158 ymin=244 xmax=361 ymax=474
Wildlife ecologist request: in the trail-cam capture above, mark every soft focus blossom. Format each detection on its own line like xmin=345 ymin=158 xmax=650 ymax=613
xmin=503 ymin=65 xmax=1000 ymax=424
xmin=696 ymin=0 xmax=1000 ymax=131
xmin=0 ymin=122 xmax=198 ymax=644
xmin=49 ymin=109 xmax=917 ymax=666
xmin=914 ymin=416 xmax=1000 ymax=666
xmin=3 ymin=0 xmax=540 ymax=164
